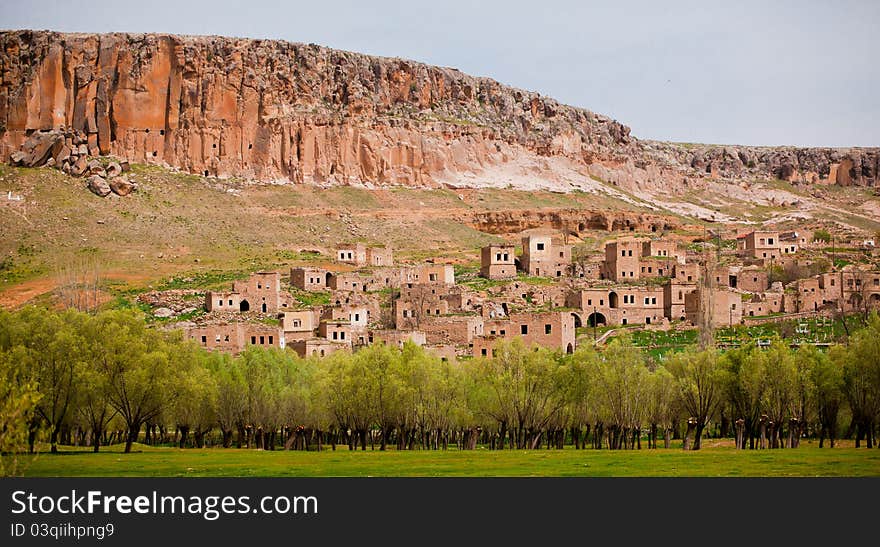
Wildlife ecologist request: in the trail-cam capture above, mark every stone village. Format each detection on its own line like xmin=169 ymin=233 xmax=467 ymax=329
xmin=166 ymin=229 xmax=880 ymax=360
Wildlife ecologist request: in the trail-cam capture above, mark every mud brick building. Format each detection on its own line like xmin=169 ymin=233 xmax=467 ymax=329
xmin=335 ymin=243 xmax=393 ymax=266
xmin=472 ymin=311 xmax=576 ymax=356
xmin=737 ymin=230 xmax=782 ymax=260
xmin=418 ymin=315 xmax=485 ymax=347
xmin=288 ymin=338 xmax=348 ymax=358
xmin=290 ymin=267 xmax=330 ymax=291
xmin=279 ymin=310 xmax=319 ymax=341
xmin=601 ymin=238 xmax=643 ymax=282
xmin=206 ymin=271 xmax=282 ymax=313
xmin=187 ymin=323 xmax=284 ymax=353
xmin=521 ymin=234 xmax=572 ymax=277
xmin=684 ymin=288 xmax=743 ymax=327
xmin=369 ymin=329 xmax=427 ymax=348
xmin=480 ymin=244 xmax=516 ymax=279
xmin=743 ymin=292 xmax=784 ymax=317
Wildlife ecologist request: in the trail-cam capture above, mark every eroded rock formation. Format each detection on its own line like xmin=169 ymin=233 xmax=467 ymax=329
xmin=1 ymin=30 xmax=877 ymax=191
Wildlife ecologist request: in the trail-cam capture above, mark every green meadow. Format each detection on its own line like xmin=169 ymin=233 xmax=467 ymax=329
xmin=9 ymin=443 xmax=880 ymax=477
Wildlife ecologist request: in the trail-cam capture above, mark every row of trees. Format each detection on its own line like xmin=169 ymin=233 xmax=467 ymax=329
xmin=2 ymin=308 xmax=879 ymax=466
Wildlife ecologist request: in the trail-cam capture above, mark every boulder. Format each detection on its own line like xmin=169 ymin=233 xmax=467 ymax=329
xmin=87 ymin=159 xmax=104 ymax=175
xmin=10 ymin=131 xmax=66 ymax=167
xmin=153 ymin=307 xmax=174 ymax=318
xmin=106 ymin=161 xmax=123 ymax=177
xmin=9 ymin=151 xmax=26 ymax=165
xmin=54 ymin=144 xmax=71 ymax=164
xmin=86 ymin=175 xmax=111 ymax=197
xmin=109 ymin=176 xmax=135 ymax=196
xmin=70 ymin=156 xmax=89 ymax=176
xmin=120 ymin=159 xmax=131 ymax=172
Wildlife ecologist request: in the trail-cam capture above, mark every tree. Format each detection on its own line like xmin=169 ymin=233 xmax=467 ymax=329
xmin=172 ymin=358 xmax=217 ymax=448
xmin=560 ymin=346 xmax=601 ymax=449
xmin=3 ymin=308 xmax=89 ymax=453
xmin=667 ymin=348 xmax=726 ymax=450
xmin=475 ymin=339 xmax=568 ymax=449
xmin=761 ymin=339 xmax=797 ymax=448
xmin=594 ymin=338 xmax=649 ymax=449
xmin=93 ymin=310 xmax=186 ymax=453
xmin=811 ymin=346 xmax=843 ymax=447
xmin=0 ymin=347 xmax=42 ymax=476
xmin=210 ymin=352 xmax=246 ymax=448
xmin=646 ymin=366 xmax=676 ymax=449
xmin=722 ymin=344 xmax=767 ymax=449
xmin=813 ymin=229 xmax=832 ymax=244
xmin=840 ymin=313 xmax=880 ymax=447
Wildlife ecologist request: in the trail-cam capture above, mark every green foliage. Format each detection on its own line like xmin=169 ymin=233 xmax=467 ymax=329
xmin=0 ymin=319 xmax=43 ymax=475
xmin=813 ymin=229 xmax=832 ymax=243
xmin=159 ymin=270 xmax=249 ymax=291
xmin=292 ymin=289 xmax=331 ymax=308
xmin=2 ymin=307 xmax=880 ymax=467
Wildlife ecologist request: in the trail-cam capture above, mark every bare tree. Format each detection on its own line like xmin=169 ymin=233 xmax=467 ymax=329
xmin=56 ymin=255 xmax=101 ymax=313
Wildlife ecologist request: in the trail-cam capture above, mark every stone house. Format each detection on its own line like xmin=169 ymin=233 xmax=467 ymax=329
xmin=233 ymin=271 xmax=281 ymax=313
xmin=521 ymin=234 xmax=572 ymax=278
xmin=288 ymin=338 xmax=348 ymax=358
xmin=480 ymin=244 xmax=517 ymax=280
xmin=205 ymin=271 xmax=281 ymax=313
xmin=327 ymin=272 xmax=368 ymax=292
xmin=472 ymin=311 xmax=576 ymax=356
xmin=664 ymin=281 xmax=697 ymax=322
xmin=335 ymin=243 xmax=367 ymax=265
xmin=278 ymin=310 xmax=320 ymax=341
xmin=684 ymin=288 xmax=743 ymax=327
xmin=743 ymin=293 xmax=784 ymax=317
xmin=737 ymin=230 xmax=781 ymax=260
xmin=417 ymin=315 xmax=485 ymax=346
xmin=290 ymin=267 xmax=330 ymax=291
xmin=187 ymin=323 xmax=284 ymax=354
xmin=318 ymin=318 xmax=352 ymax=347
xmin=335 ymin=243 xmax=393 ymax=267
xmin=735 ymin=266 xmax=769 ymax=292
xmin=602 ymin=238 xmax=643 ymax=282
xmin=566 ymin=285 xmax=666 ymax=327
xmin=369 ymin=329 xmax=427 ymax=348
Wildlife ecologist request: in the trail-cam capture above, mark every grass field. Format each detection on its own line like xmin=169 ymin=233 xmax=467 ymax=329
xmin=9 ymin=442 xmax=880 ymax=477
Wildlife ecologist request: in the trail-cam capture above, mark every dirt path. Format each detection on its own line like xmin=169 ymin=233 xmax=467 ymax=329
xmin=0 ymin=277 xmax=57 ymax=308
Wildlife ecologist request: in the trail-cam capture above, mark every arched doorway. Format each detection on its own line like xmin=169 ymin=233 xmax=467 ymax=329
xmin=587 ymin=312 xmax=606 ymax=327
xmin=566 ymin=343 xmax=574 ymax=354
xmin=609 ymin=291 xmax=619 ymax=308
xmin=571 ymin=313 xmax=583 ymax=328
xmin=261 ymin=302 xmax=267 ymax=313
xmin=325 ymin=272 xmax=333 ymax=286
xmin=240 ymin=300 xmax=250 ymax=312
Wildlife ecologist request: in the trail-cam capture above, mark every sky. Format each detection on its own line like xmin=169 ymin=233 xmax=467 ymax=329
xmin=2 ymin=0 xmax=878 ymax=147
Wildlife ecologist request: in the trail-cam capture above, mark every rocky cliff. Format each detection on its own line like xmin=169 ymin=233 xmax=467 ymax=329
xmin=1 ymin=30 xmax=877 ymax=192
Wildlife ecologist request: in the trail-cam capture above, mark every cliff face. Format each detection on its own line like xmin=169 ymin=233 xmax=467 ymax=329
xmin=0 ymin=30 xmax=634 ymax=187
xmin=1 ymin=30 xmax=877 ymax=191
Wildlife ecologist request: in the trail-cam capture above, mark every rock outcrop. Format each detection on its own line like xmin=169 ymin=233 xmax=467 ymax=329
xmin=1 ymin=30 xmax=877 ymax=192
xmin=7 ymin=127 xmax=136 ymax=196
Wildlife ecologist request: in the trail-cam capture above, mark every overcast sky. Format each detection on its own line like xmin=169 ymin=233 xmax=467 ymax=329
xmin=3 ymin=0 xmax=878 ymax=147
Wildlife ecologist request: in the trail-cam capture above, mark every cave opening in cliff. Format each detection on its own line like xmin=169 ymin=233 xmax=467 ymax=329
xmin=240 ymin=300 xmax=250 ymax=312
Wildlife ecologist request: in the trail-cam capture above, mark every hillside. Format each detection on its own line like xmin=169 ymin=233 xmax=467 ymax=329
xmin=2 ymin=30 xmax=879 ymax=308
